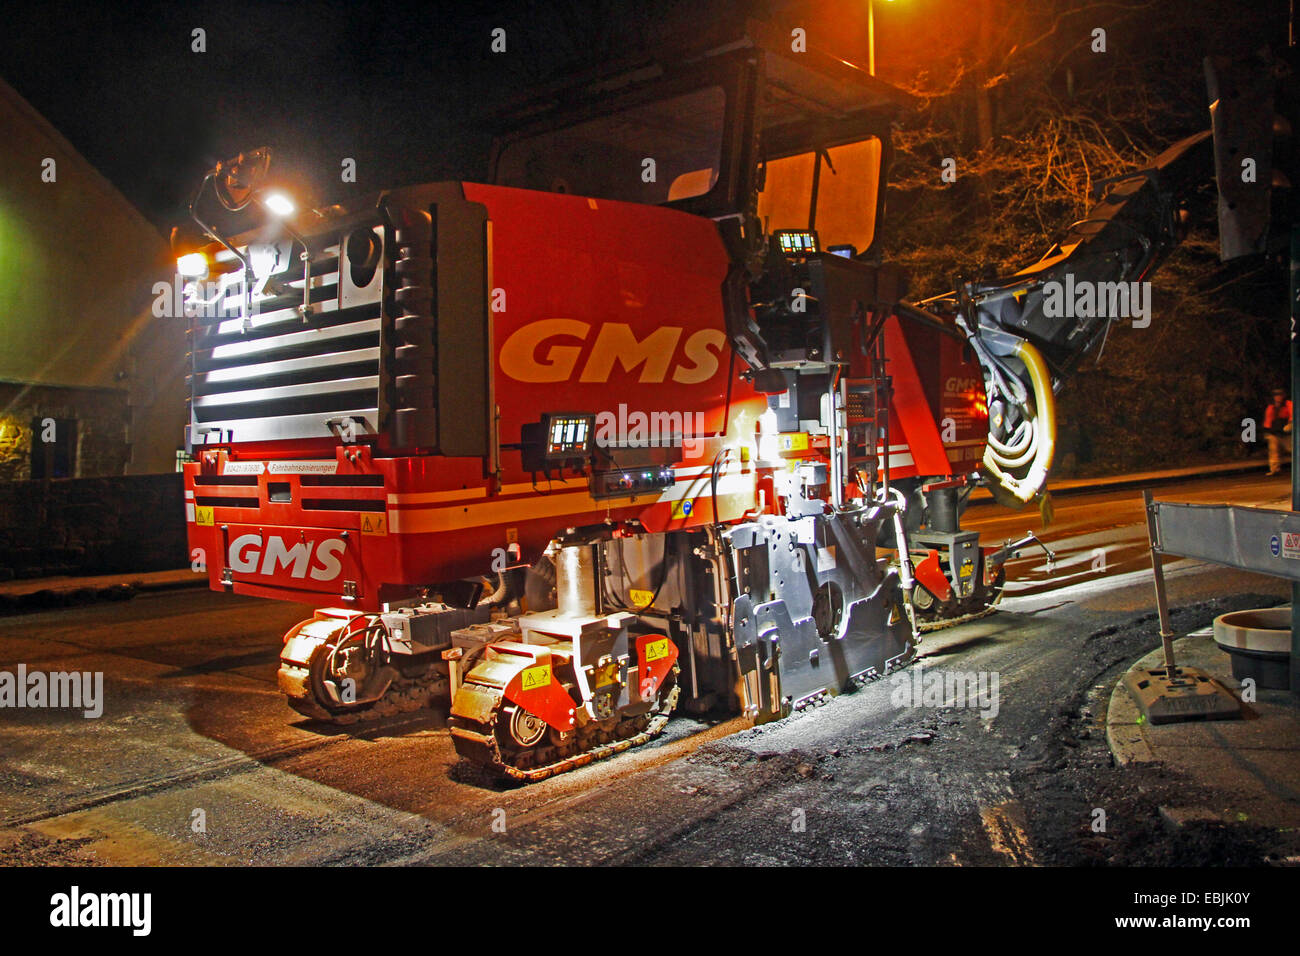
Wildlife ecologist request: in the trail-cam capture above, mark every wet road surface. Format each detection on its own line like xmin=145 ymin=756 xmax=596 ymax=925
xmin=0 ymin=472 xmax=1293 ymax=865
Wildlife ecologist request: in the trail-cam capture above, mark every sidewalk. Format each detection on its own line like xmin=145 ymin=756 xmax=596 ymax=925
xmin=0 ymin=567 xmax=203 ymax=613
xmin=1107 ymin=627 xmax=1300 ymax=835
xmin=970 ymin=457 xmax=1268 ymax=501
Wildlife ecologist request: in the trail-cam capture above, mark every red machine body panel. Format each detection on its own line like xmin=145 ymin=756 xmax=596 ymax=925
xmin=635 ymin=632 xmax=680 ymax=701
xmin=184 ymin=183 xmax=986 ymax=610
xmin=874 ymin=317 xmax=988 ymax=481
xmin=185 ymin=183 xmax=769 ymax=609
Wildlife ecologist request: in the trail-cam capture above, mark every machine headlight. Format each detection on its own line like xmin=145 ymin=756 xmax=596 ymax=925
xmin=262 ymin=191 xmax=296 ymax=218
xmin=177 ymin=252 xmax=208 ymax=278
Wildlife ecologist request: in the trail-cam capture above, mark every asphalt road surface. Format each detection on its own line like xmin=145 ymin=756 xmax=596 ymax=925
xmin=0 ymin=472 xmax=1294 ymax=866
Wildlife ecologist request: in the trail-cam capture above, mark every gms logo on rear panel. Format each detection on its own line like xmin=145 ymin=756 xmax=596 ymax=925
xmin=227 ymin=535 xmax=346 ymax=581
xmin=499 ymin=320 xmax=725 ymax=384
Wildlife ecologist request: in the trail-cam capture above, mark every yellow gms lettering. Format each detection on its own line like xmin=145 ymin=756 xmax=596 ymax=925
xmin=498 ymin=320 xmax=726 ymax=385
xmin=498 ymin=318 xmax=589 ymax=383
xmin=673 ymin=328 xmax=726 ymax=384
xmin=580 ymin=323 xmax=683 ymax=383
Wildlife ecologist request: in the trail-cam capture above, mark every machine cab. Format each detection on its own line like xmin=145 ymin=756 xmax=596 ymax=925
xmin=487 ymin=18 xmax=911 ymax=256
xmin=486 ymin=18 xmax=920 ymax=507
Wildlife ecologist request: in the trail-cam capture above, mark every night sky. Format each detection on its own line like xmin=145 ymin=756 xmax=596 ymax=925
xmin=0 ymin=0 xmax=753 ymax=232
xmin=2 ymin=0 xmax=1288 ymax=237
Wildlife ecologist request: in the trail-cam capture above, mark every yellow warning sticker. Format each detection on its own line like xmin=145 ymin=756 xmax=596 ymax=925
xmin=671 ymin=498 xmax=695 ymax=520
xmin=195 ymin=506 xmax=214 ymax=527
xmin=521 ymin=665 xmax=551 ymax=690
xmin=629 ymin=588 xmax=655 ymax=608
xmin=360 ymin=513 xmax=387 ymax=536
xmin=779 ymin=433 xmax=810 ymax=452
xmin=645 ymin=639 xmax=670 ymax=663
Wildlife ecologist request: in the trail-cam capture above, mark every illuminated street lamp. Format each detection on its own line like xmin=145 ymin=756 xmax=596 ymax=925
xmin=868 ymin=0 xmax=897 ymax=77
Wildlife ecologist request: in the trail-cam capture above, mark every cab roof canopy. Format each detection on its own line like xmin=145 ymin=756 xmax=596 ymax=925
xmin=487 ymin=18 xmax=916 ymax=217
xmin=738 ymin=18 xmax=915 ymax=156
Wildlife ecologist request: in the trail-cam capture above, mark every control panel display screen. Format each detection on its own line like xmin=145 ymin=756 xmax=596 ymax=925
xmin=775 ymin=229 xmax=819 ymax=256
xmin=544 ymin=413 xmax=593 ymax=459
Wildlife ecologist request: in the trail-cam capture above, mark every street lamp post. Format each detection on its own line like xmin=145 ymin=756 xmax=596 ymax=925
xmin=868 ymin=0 xmax=877 ymax=75
xmin=868 ymin=0 xmax=895 ymax=76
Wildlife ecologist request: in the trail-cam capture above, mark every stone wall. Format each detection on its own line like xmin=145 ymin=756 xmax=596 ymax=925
xmin=0 ymin=381 xmax=131 ymax=480
xmin=0 ymin=473 xmax=186 ymax=579
xmin=0 ymin=420 xmax=24 ymax=482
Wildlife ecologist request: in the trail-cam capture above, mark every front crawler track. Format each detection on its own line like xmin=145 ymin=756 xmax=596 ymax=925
xmin=449 ymin=666 xmax=681 ymax=783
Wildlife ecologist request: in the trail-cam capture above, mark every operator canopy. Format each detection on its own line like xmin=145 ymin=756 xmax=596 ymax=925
xmin=488 ymin=17 xmax=915 ymax=258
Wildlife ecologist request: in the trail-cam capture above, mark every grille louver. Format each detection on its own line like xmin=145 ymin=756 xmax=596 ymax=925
xmin=187 ymin=226 xmax=386 ymax=446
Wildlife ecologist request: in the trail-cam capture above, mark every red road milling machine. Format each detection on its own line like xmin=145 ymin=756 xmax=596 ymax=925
xmin=172 ymin=22 xmax=1269 ymax=781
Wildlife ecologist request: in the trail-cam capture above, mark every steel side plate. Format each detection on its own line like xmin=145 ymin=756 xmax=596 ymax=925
xmin=1123 ymin=667 xmax=1243 ymax=725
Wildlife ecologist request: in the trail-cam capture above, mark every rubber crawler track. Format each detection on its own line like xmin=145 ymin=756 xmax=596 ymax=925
xmin=451 ymin=668 xmax=682 ymax=783
xmin=289 ymin=600 xmax=997 ymax=736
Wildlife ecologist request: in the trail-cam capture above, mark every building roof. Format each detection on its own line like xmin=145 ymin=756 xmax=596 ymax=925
xmin=0 ymin=73 xmax=163 ymax=240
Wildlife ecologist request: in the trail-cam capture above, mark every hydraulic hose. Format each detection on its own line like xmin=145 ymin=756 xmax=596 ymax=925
xmin=478 ymin=572 xmax=510 ymax=606
xmin=987 ymin=418 xmax=1038 ymax=469
xmin=982 ymin=340 xmax=1056 ymax=504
